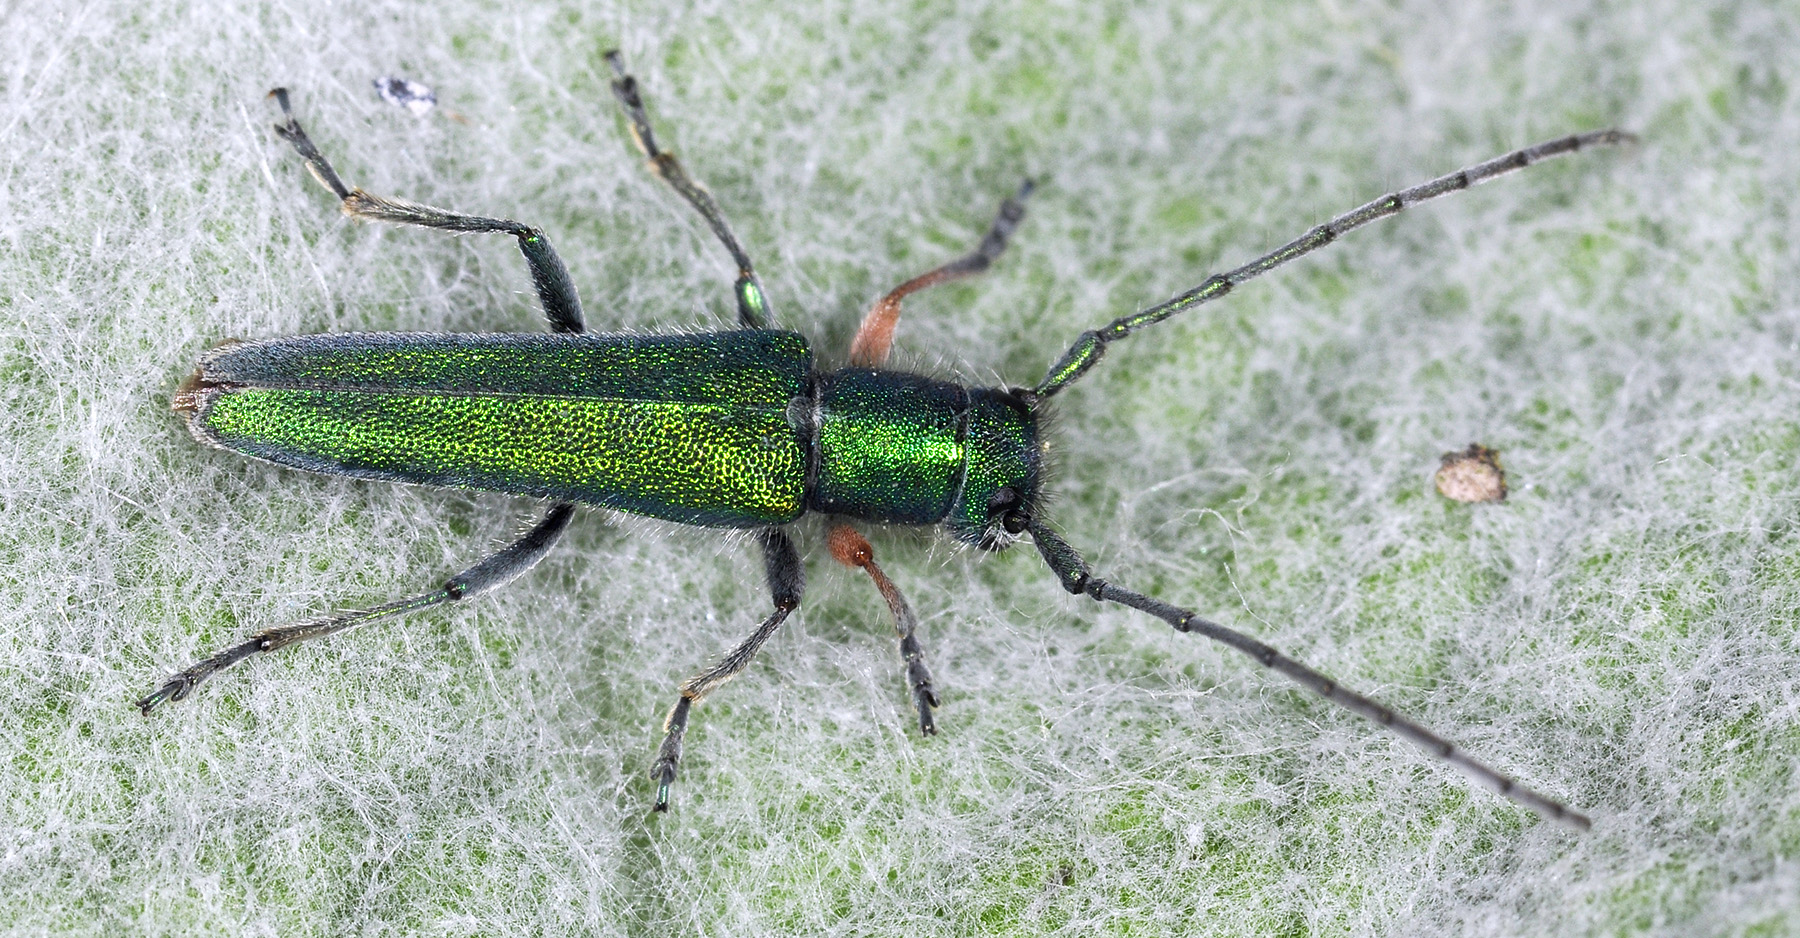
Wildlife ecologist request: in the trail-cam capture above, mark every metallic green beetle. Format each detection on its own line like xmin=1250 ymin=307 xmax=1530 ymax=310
xmin=141 ymin=53 xmax=1632 ymax=828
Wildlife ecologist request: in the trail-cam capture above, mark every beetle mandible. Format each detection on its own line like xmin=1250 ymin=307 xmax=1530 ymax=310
xmin=139 ymin=52 xmax=1633 ymax=829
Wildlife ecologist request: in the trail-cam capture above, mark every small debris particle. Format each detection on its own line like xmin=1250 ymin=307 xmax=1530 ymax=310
xmin=374 ymin=76 xmax=437 ymax=117
xmin=1435 ymin=444 xmax=1507 ymax=503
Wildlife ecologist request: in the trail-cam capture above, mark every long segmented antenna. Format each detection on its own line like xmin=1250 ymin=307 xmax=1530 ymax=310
xmin=1034 ymin=128 xmax=1636 ymax=399
xmin=1026 ymin=519 xmax=1591 ymax=830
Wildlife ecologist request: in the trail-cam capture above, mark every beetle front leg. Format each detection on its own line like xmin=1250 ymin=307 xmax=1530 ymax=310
xmin=848 ymin=179 xmax=1033 ymax=368
xmin=826 ymin=523 xmax=939 ymax=734
xmin=652 ymin=526 xmax=804 ymax=812
xmin=268 ymin=88 xmax=586 ymax=335
xmin=138 ymin=503 xmax=576 ymax=715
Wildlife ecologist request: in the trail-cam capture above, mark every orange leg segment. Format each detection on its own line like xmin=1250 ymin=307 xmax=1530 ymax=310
xmin=847 ymin=180 xmax=1033 ymax=367
xmin=828 ymin=523 xmax=941 ymax=734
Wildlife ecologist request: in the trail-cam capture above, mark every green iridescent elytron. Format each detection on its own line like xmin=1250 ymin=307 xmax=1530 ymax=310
xmin=187 ymin=331 xmax=817 ymax=527
xmin=141 ymin=53 xmax=1634 ymax=830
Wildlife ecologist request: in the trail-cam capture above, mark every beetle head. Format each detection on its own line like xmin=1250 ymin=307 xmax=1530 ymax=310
xmin=946 ymin=387 xmax=1044 ymax=551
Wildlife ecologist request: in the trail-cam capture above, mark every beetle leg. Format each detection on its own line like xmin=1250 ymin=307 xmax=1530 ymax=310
xmin=604 ymin=51 xmax=773 ymax=331
xmin=138 ymin=503 xmax=576 ymax=716
xmin=652 ymin=527 xmax=804 ymax=812
xmin=1022 ymin=517 xmax=1593 ymax=831
xmin=267 ymin=88 xmax=586 ymax=335
xmin=848 ymin=179 xmax=1033 ymax=368
xmin=826 ymin=523 xmax=939 ymax=735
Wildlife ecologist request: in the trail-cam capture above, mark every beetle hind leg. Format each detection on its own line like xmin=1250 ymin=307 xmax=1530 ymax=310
xmin=267 ymin=88 xmax=585 ymax=335
xmin=139 ymin=504 xmax=576 ymax=716
xmin=827 ymin=523 xmax=939 ymax=735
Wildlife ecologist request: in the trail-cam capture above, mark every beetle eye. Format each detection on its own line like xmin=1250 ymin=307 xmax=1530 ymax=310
xmin=1001 ymin=510 xmax=1029 ymax=534
xmin=987 ymin=486 xmax=1018 ymax=513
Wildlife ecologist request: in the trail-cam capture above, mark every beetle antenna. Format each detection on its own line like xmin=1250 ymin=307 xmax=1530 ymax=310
xmin=1032 ymin=128 xmax=1637 ymax=400
xmin=1024 ymin=518 xmax=1592 ymax=830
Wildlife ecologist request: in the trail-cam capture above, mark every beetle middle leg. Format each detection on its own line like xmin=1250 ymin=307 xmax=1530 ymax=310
xmin=268 ymin=88 xmax=586 ymax=335
xmin=652 ymin=527 xmax=804 ymax=812
xmin=848 ymin=179 xmax=1033 ymax=367
xmin=827 ymin=523 xmax=939 ymax=735
xmin=139 ymin=503 xmax=576 ymax=715
xmin=604 ymin=50 xmax=774 ymax=331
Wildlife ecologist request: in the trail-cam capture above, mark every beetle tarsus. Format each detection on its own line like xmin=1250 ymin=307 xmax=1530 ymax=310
xmin=651 ymin=699 xmax=689 ymax=813
xmin=902 ymin=631 xmax=939 ymax=735
xmin=137 ymin=635 xmax=264 ymax=716
xmin=135 ymin=682 xmax=181 ymax=716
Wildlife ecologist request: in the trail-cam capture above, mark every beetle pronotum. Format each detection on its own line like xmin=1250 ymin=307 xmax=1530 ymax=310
xmin=140 ymin=53 xmax=1632 ymax=829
